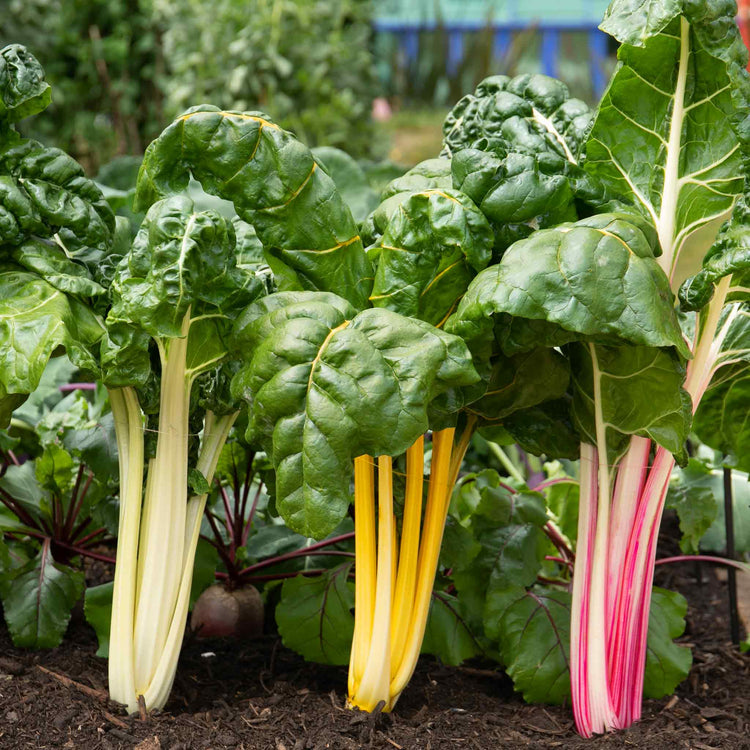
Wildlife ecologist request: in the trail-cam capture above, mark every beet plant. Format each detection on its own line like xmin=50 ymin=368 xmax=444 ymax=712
xmin=0 ymin=383 xmax=118 ymax=649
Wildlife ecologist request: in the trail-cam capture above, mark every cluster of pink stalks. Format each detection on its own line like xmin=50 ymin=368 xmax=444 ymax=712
xmin=571 ymin=437 xmax=675 ymax=736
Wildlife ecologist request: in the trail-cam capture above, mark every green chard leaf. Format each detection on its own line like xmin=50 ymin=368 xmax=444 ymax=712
xmin=569 ymin=343 xmax=692 ymax=461
xmin=0 ymin=270 xmax=103 ymax=425
xmin=231 ymin=291 xmax=479 ymax=537
xmin=587 ymin=0 xmax=750 ymax=288
xmin=443 ymin=473 xmax=549 ymax=636
xmin=84 ymin=581 xmax=114 ymax=658
xmin=104 ymin=194 xmax=264 ymax=387
xmin=0 ymin=139 xmax=115 ymax=271
xmin=275 ymin=564 xmax=354 ymax=665
xmin=442 ymin=73 xmax=593 ymax=256
xmin=369 ymin=188 xmax=493 ymax=325
xmin=134 ymin=106 xmax=372 ymax=309
xmin=361 ymin=158 xmax=452 ymax=247
xmin=447 ymin=213 xmax=689 ymax=362
xmin=422 ymin=590 xmax=483 ymax=666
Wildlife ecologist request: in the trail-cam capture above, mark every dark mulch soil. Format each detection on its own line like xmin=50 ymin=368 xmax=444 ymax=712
xmin=2 ymin=521 xmax=750 ymax=749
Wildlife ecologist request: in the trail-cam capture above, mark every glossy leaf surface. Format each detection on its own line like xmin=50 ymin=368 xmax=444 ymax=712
xmin=370 ymin=188 xmax=492 ymax=325
xmin=448 ymin=214 xmax=689 ymax=360
xmin=587 ymin=1 xmax=749 ymax=287
xmin=134 ymin=106 xmax=372 ymax=309
xmin=232 ymin=292 xmax=478 ymax=537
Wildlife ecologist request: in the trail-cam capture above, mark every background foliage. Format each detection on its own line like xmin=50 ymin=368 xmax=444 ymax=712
xmin=1 ymin=0 xmax=383 ymax=170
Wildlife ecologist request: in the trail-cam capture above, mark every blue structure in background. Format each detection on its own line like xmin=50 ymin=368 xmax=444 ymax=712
xmin=373 ymin=0 xmax=612 ymax=97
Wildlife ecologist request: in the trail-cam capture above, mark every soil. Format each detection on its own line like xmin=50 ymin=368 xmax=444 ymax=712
xmin=1 ymin=517 xmax=749 ymax=750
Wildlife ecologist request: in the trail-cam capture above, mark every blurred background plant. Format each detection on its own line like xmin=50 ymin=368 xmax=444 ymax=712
xmin=1 ymin=0 xmax=619 ymax=172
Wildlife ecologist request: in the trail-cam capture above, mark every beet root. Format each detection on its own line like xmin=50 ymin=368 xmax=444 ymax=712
xmin=190 ymin=583 xmax=264 ymax=639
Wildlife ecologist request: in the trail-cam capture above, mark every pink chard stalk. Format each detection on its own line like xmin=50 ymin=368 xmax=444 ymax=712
xmin=446 ymin=0 xmax=750 ymax=737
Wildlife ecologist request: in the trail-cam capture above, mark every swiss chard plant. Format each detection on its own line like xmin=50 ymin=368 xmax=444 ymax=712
xmin=443 ymin=0 xmax=750 ymax=736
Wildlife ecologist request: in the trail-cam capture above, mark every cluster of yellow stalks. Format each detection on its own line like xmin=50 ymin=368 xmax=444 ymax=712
xmin=347 ymin=425 xmax=472 ymax=712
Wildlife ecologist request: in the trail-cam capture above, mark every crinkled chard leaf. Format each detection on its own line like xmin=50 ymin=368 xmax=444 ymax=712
xmin=11 ymin=238 xmax=106 ymax=297
xmin=447 ymin=213 xmax=689 ymax=361
xmin=569 ymin=343 xmax=692 ymax=461
xmin=2 ymin=541 xmax=85 ymax=649
xmin=0 ymin=44 xmax=51 ymax=124
xmin=134 ymin=106 xmax=372 ymax=309
xmin=443 ymin=74 xmax=591 ymax=164
xmin=231 ymin=291 xmax=480 ymax=538
xmin=586 ymin=0 xmax=750 ymax=287
xmin=442 ymin=73 xmax=594 ymax=255
xmin=369 ymin=188 xmax=493 ymax=325
xmin=275 ymin=563 xmax=354 ymax=665
xmin=105 ymin=194 xmax=264 ymax=390
xmin=0 ymin=139 xmax=115 ymax=271
xmin=361 ymin=158 xmax=453 ymax=248
xmin=451 ymin=148 xmax=578 ymax=259
xmin=109 ymin=195 xmax=261 ymax=338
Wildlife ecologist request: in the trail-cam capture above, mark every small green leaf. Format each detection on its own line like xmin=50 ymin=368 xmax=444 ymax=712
xmin=666 ymin=459 xmax=719 ymax=554
xmin=422 ymin=590 xmax=482 ymax=666
xmin=36 ymin=443 xmax=75 ymax=496
xmin=275 ymin=564 xmax=354 ymax=665
xmin=643 ymin=587 xmax=692 ymax=699
xmin=494 ymin=587 xmax=572 ymax=705
xmin=2 ymin=543 xmax=84 ymax=649
xmin=188 ymin=468 xmax=211 ymax=495
xmin=84 ymin=582 xmax=113 ymax=658
xmin=543 ymin=475 xmax=580 ymax=546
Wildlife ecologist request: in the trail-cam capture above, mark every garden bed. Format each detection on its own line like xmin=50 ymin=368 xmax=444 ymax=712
xmin=1 ymin=555 xmax=748 ymax=750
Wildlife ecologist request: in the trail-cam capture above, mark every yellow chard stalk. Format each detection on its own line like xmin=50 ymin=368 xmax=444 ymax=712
xmin=348 ymin=423 xmax=473 ymax=712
